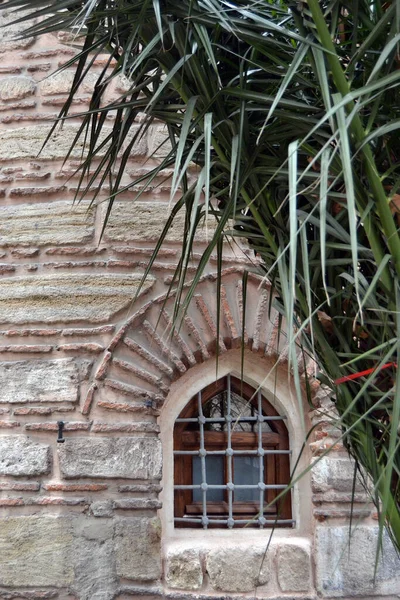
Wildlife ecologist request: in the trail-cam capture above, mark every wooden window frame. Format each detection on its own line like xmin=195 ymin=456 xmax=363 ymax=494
xmin=174 ymin=376 xmax=292 ymax=528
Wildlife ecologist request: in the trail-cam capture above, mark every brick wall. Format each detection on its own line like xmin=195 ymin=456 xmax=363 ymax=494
xmin=0 ymin=10 xmax=399 ymax=600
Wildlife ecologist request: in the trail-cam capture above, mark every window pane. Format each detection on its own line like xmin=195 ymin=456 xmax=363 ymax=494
xmin=193 ymin=456 xmax=224 ymax=501
xmin=234 ymin=456 xmax=259 ymax=501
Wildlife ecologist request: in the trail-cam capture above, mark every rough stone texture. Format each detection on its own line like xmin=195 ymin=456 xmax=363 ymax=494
xmin=311 ymin=456 xmax=364 ymax=493
xmin=40 ymin=70 xmax=97 ymax=96
xmin=206 ymin=546 xmax=270 ymax=593
xmin=165 ymin=548 xmax=203 ymax=590
xmin=0 ymin=273 xmax=155 ymax=324
xmin=0 ymin=76 xmax=36 ymax=100
xmin=0 ymin=436 xmax=50 ymax=476
xmin=104 ymin=201 xmax=217 ymax=243
xmin=0 ymin=124 xmax=112 ymax=161
xmin=0 ymin=10 xmax=35 ymax=52
xmin=71 ymin=521 xmax=117 ymax=600
xmin=0 ymin=358 xmax=79 ymax=403
xmin=59 ymin=437 xmax=162 ymax=479
xmin=277 ymin=541 xmax=311 ymax=592
xmin=115 ymin=517 xmax=161 ymax=581
xmin=0 ymin=517 xmax=74 ymax=586
xmin=0 ymin=201 xmax=95 ymax=247
xmin=316 ymin=526 xmax=400 ymax=597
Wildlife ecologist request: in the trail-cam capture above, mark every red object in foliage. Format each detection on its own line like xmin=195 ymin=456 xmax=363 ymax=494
xmin=335 ymin=362 xmax=397 ymax=385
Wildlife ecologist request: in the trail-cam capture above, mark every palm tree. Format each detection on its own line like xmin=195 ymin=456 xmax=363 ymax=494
xmin=5 ymin=0 xmax=400 ymax=549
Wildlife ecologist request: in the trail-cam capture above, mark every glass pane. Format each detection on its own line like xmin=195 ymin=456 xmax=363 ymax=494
xmin=202 ymin=390 xmax=273 ymax=433
xmin=234 ymin=456 xmax=259 ymax=501
xmin=193 ymin=456 xmax=224 ymax=502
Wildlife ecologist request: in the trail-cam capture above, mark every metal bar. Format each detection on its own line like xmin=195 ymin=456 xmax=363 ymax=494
xmin=226 ymin=374 xmax=234 ymax=529
xmin=174 ymin=450 xmax=292 ymax=456
xmin=257 ymin=389 xmax=265 ymax=528
xmin=174 ymin=517 xmax=296 ymax=525
xmin=176 ymin=415 xmax=287 ymax=423
xmin=174 ymin=484 xmax=288 ymax=490
xmin=198 ymin=390 xmax=208 ymax=530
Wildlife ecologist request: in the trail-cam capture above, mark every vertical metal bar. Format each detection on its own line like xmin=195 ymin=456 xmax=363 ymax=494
xmin=198 ymin=391 xmax=208 ymax=529
xmin=257 ymin=389 xmax=265 ymax=528
xmin=226 ymin=374 xmax=234 ymax=528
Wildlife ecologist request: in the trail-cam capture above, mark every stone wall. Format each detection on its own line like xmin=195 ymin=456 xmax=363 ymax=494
xmin=0 ymin=10 xmax=399 ymax=600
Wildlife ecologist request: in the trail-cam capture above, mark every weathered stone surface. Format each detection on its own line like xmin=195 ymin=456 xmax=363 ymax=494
xmin=0 ymin=437 xmax=50 ymax=476
xmin=71 ymin=522 xmax=117 ymax=600
xmin=0 ymin=358 xmax=79 ymax=403
xmin=165 ymin=548 xmax=203 ymax=590
xmin=316 ymin=526 xmax=400 ymax=597
xmin=311 ymin=456 xmax=364 ymax=493
xmin=277 ymin=541 xmax=311 ymax=592
xmin=0 ymin=76 xmax=36 ymax=100
xmin=0 ymin=201 xmax=95 ymax=247
xmin=40 ymin=70 xmax=97 ymax=96
xmin=104 ymin=201 xmax=217 ymax=243
xmin=206 ymin=546 xmax=270 ymax=592
xmin=0 ymin=273 xmax=155 ymax=324
xmin=0 ymin=517 xmax=74 ymax=586
xmin=0 ymin=125 xmax=112 ymax=161
xmin=115 ymin=517 xmax=161 ymax=581
xmin=0 ymin=10 xmax=35 ymax=52
xmin=59 ymin=437 xmax=162 ymax=479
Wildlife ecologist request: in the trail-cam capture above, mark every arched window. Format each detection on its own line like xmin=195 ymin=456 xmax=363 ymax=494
xmin=173 ymin=374 xmax=293 ymax=529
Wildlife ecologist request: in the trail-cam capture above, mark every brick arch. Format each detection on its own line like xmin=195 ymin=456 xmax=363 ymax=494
xmin=84 ymin=268 xmax=314 ymax=417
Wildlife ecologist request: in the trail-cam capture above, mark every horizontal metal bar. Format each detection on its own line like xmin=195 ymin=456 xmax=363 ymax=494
xmin=174 ymin=517 xmax=296 ymax=525
xmin=175 ymin=415 xmax=287 ymax=423
xmin=174 ymin=484 xmax=288 ymax=490
xmin=174 ymin=450 xmax=292 ymax=456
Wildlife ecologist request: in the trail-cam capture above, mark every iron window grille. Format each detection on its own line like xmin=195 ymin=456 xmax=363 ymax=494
xmin=174 ymin=375 xmax=294 ymax=529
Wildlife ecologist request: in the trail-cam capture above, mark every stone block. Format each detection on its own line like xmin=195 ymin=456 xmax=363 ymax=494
xmin=0 ymin=10 xmax=35 ymax=52
xmin=0 ymin=436 xmax=50 ymax=476
xmin=59 ymin=437 xmax=162 ymax=479
xmin=311 ymin=456 xmax=364 ymax=493
xmin=277 ymin=540 xmax=311 ymax=592
xmin=0 ymin=273 xmax=155 ymax=324
xmin=115 ymin=517 xmax=161 ymax=581
xmin=0 ymin=76 xmax=36 ymax=100
xmin=206 ymin=546 xmax=270 ymax=592
xmin=0 ymin=201 xmax=95 ymax=247
xmin=165 ymin=547 xmax=203 ymax=590
xmin=104 ymin=200 xmax=217 ymax=243
xmin=0 ymin=124 xmax=112 ymax=161
xmin=71 ymin=522 xmax=117 ymax=600
xmin=148 ymin=124 xmax=173 ymax=158
xmin=0 ymin=517 xmax=74 ymax=586
xmin=40 ymin=70 xmax=97 ymax=96
xmin=316 ymin=525 xmax=400 ymax=597
xmin=0 ymin=358 xmax=79 ymax=403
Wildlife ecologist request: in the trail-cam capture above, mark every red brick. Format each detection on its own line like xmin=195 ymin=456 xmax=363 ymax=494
xmin=45 ymin=246 xmax=107 ymax=256
xmin=43 ymin=483 xmax=108 ymax=492
xmin=14 ymin=406 xmax=74 ymax=416
xmin=25 ymin=422 xmax=91 ymax=432
xmin=0 ymin=101 xmax=36 ymax=111
xmin=0 ymin=498 xmax=24 ymax=506
xmin=10 ymin=248 xmax=40 ymax=257
xmin=97 ymin=400 xmax=159 ymax=415
xmin=0 ymin=482 xmax=39 ymax=491
xmin=26 ymin=63 xmax=52 ymax=72
xmin=81 ymin=383 xmax=97 ymax=416
xmin=2 ymin=329 xmax=61 ymax=337
xmin=0 ymin=345 xmax=52 ymax=353
xmin=0 ymin=265 xmax=16 ymax=274
xmin=56 ymin=343 xmax=104 ymax=354
xmin=26 ymin=497 xmax=87 ymax=506
xmin=0 ymin=421 xmax=20 ymax=428
xmin=62 ymin=325 xmax=115 ymax=336
xmin=9 ymin=186 xmax=66 ymax=196
xmin=14 ymin=172 xmax=51 ymax=180
xmin=94 ymin=351 xmax=112 ymax=380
